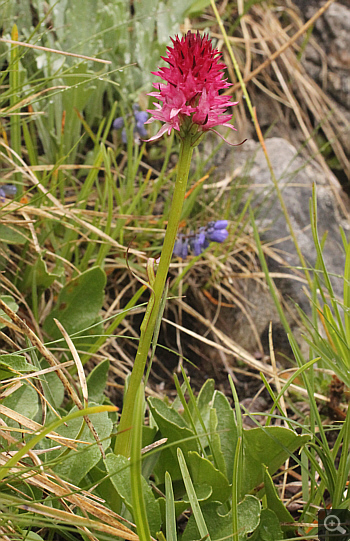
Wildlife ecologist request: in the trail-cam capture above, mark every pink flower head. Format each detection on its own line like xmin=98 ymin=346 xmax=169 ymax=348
xmin=145 ymin=31 xmax=238 ymax=144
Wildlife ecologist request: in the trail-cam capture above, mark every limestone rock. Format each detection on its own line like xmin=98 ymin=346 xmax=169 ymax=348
xmin=205 ymin=137 xmax=349 ymax=358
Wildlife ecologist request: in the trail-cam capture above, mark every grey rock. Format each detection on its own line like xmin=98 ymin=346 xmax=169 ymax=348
xmin=204 ymin=136 xmax=349 ymax=358
xmin=297 ymin=1 xmax=350 ymax=110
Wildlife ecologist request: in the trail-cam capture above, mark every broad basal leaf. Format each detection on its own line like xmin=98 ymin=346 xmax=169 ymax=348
xmin=43 ymin=266 xmax=106 ymax=340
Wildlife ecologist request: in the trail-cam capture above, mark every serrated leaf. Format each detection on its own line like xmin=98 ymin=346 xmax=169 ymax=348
xmin=43 ymin=267 xmax=106 ymax=339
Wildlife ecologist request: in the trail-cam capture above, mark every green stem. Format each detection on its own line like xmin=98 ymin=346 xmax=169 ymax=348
xmin=115 ymin=136 xmax=194 ymax=457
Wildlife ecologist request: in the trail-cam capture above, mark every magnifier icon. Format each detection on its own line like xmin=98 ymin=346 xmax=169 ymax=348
xmin=324 ymin=514 xmax=347 ymax=535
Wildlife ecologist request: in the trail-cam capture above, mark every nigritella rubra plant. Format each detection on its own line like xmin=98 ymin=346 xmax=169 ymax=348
xmin=115 ymin=31 xmax=240 ymax=457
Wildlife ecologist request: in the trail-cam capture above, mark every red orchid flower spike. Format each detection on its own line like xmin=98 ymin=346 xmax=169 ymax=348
xmin=145 ymin=31 xmax=240 ymax=145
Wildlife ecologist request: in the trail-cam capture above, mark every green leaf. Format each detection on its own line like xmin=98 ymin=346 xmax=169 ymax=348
xmin=0 ymin=354 xmax=34 ymax=376
xmin=40 ymin=361 xmax=65 ymax=411
xmin=0 ymin=295 xmax=19 ymax=329
xmin=183 ymin=484 xmax=212 ymax=503
xmin=190 ymin=378 xmax=215 ymax=448
xmin=86 ymin=359 xmax=109 ymax=404
xmin=196 ymin=379 xmax=215 ymax=414
xmin=187 ymin=451 xmax=231 ymax=504
xmin=43 ymin=266 xmax=106 ymax=339
xmin=182 ymin=496 xmax=261 ymax=541
xmin=21 ymin=254 xmax=62 ymax=291
xmin=237 ymin=495 xmax=262 ymax=538
xmin=21 ymin=532 xmax=44 ymax=541
xmin=149 ymin=397 xmax=199 ymax=483
xmin=105 ymin=453 xmax=161 ymax=537
xmin=184 ymin=0 xmax=211 ymax=16
xmin=88 ymin=462 xmax=122 ymax=513
xmin=52 ymin=405 xmax=112 ymax=484
xmin=208 ymin=407 xmax=227 ymax=476
xmin=212 ymin=390 xmax=237 ymax=480
xmin=2 ymin=383 xmax=38 ymax=425
xmin=249 ymin=509 xmax=284 ymax=541
xmin=242 ymin=427 xmax=309 ymax=494
xmin=0 ymin=224 xmax=28 ymax=244
xmin=156 ymin=0 xmax=188 ymax=43
xmin=263 ymin=467 xmax=295 ymax=531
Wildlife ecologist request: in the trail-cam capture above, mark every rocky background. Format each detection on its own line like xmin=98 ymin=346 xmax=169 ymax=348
xmin=187 ymin=0 xmax=350 ymax=372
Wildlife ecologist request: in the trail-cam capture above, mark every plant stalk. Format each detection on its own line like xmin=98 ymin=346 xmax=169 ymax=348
xmin=114 ymin=136 xmax=194 ymax=457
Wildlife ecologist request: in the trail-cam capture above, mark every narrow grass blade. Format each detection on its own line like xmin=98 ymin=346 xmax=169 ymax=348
xmin=173 ymin=370 xmax=206 ymax=458
xmin=343 ymin=240 xmax=350 ymax=344
xmin=231 ymin=436 xmax=242 ymax=541
xmin=177 ymin=447 xmax=210 ymax=541
xmin=165 ymin=471 xmax=177 ymax=541
xmin=332 ymin=404 xmax=350 ymax=507
xmin=310 ymin=186 xmax=343 ymax=329
xmin=54 ymin=319 xmax=88 ymax=407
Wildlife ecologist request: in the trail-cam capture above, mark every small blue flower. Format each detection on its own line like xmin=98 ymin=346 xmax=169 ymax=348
xmin=173 ymin=220 xmax=228 ymax=259
xmin=173 ymin=235 xmax=189 ymax=259
xmin=191 ymin=230 xmax=206 ymax=256
xmin=213 ymin=220 xmax=228 ymax=230
xmin=0 ymin=184 xmax=17 ymax=202
xmin=206 ymin=220 xmax=229 ymax=243
xmin=112 ymin=117 xmax=124 ymax=130
xmin=113 ymin=104 xmax=148 ymax=144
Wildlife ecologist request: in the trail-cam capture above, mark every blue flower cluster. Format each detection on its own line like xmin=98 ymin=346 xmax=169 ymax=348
xmin=173 ymin=220 xmax=228 ymax=259
xmin=113 ymin=104 xmax=148 ymax=144
xmin=0 ymin=184 xmax=17 ymax=202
